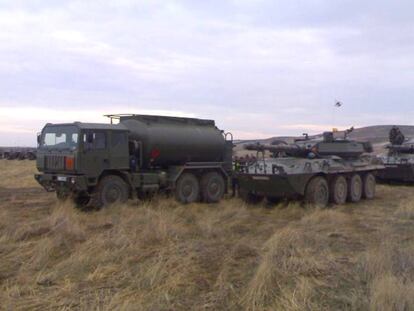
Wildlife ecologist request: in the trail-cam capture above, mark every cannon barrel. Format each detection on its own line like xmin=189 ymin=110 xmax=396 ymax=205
xmin=387 ymin=144 xmax=414 ymax=153
xmin=244 ymin=143 xmax=308 ymax=156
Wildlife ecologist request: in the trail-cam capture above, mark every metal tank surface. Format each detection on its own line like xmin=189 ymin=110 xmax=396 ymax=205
xmin=377 ymin=126 xmax=414 ymax=182
xmin=119 ymin=115 xmax=226 ymax=168
xmin=236 ymin=129 xmax=384 ymax=207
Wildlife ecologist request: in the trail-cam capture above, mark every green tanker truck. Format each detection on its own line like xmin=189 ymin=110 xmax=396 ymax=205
xmin=35 ymin=114 xmax=233 ymax=208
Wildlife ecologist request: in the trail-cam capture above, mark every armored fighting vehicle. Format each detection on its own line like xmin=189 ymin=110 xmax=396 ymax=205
xmin=35 ymin=114 xmax=233 ymax=208
xmin=237 ymin=129 xmax=384 ymax=207
xmin=377 ymin=126 xmax=414 ymax=182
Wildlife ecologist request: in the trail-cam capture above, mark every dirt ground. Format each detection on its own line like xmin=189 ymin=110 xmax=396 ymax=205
xmin=1 ymin=161 xmax=414 ymax=311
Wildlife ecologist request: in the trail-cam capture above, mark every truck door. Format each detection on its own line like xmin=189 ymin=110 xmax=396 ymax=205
xmin=109 ymin=131 xmax=129 ymax=170
xmin=81 ymin=130 xmax=109 ymax=178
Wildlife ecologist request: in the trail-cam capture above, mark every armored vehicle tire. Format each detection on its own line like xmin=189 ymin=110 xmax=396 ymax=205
xmin=330 ymin=175 xmax=348 ymax=205
xmin=200 ymin=171 xmax=225 ymax=203
xmin=362 ymin=173 xmax=376 ymax=199
xmin=89 ymin=175 xmax=129 ymax=208
xmin=347 ymin=174 xmax=362 ymax=203
xmin=305 ymin=176 xmax=329 ymax=207
xmin=175 ymin=173 xmax=200 ymax=204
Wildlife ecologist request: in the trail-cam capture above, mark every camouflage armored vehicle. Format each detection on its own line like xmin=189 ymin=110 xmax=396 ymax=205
xmin=35 ymin=114 xmax=233 ymax=208
xmin=377 ymin=126 xmax=414 ymax=182
xmin=237 ymin=129 xmax=384 ymax=207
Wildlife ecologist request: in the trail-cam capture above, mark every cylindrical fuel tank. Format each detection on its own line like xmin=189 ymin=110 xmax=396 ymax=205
xmin=120 ymin=115 xmax=226 ymax=168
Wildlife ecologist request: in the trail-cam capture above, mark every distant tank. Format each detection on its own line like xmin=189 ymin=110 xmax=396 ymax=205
xmin=236 ymin=129 xmax=384 ymax=207
xmin=377 ymin=126 xmax=414 ymax=182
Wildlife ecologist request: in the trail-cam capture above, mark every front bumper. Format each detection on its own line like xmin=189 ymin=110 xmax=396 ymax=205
xmin=34 ymin=173 xmax=89 ymax=192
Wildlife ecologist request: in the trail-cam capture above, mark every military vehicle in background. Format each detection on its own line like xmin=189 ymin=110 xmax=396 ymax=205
xmin=377 ymin=126 xmax=414 ymax=182
xmin=35 ymin=114 xmax=233 ymax=208
xmin=0 ymin=148 xmax=37 ymax=160
xmin=236 ymin=129 xmax=384 ymax=207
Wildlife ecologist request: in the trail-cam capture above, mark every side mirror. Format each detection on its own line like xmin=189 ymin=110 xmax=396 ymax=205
xmin=37 ymin=133 xmax=41 ymax=145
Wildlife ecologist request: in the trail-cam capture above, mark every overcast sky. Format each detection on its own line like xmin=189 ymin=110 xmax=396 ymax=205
xmin=1 ymin=0 xmax=413 ymax=146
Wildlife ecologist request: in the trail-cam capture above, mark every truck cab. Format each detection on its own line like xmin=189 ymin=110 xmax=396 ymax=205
xmin=35 ymin=122 xmax=131 ymax=205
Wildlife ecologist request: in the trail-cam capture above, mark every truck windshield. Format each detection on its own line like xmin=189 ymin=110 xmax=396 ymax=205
xmin=40 ymin=125 xmax=79 ymax=150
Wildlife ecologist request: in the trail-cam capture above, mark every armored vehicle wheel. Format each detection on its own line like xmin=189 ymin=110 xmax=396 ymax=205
xmin=200 ymin=171 xmax=225 ymax=203
xmin=347 ymin=174 xmax=362 ymax=203
xmin=305 ymin=176 xmax=329 ymax=207
xmin=330 ymin=175 xmax=348 ymax=205
xmin=239 ymin=189 xmax=264 ymax=204
xmin=362 ymin=173 xmax=376 ymax=199
xmin=175 ymin=173 xmax=200 ymax=204
xmin=89 ymin=175 xmax=129 ymax=208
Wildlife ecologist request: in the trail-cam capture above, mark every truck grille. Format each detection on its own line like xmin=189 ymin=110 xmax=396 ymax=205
xmin=45 ymin=155 xmax=65 ymax=170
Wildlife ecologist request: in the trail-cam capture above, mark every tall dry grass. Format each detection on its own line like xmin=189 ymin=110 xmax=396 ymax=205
xmin=0 ymin=160 xmax=39 ymax=188
xmin=1 ymin=161 xmax=414 ymax=310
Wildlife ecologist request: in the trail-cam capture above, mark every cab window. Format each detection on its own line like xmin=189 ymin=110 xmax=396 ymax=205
xmin=111 ymin=132 xmax=127 ymax=148
xmin=83 ymin=131 xmax=106 ymax=150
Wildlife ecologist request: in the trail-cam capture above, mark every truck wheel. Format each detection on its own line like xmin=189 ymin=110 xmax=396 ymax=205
xmin=73 ymin=193 xmax=90 ymax=208
xmin=347 ymin=174 xmax=362 ymax=203
xmin=239 ymin=188 xmax=264 ymax=204
xmin=175 ymin=173 xmax=200 ymax=204
xmin=362 ymin=173 xmax=376 ymax=199
xmin=330 ymin=175 xmax=348 ymax=205
xmin=89 ymin=175 xmax=129 ymax=208
xmin=200 ymin=172 xmax=225 ymax=203
xmin=305 ymin=176 xmax=329 ymax=207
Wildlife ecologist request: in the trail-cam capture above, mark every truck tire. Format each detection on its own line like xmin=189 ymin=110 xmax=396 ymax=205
xmin=200 ymin=172 xmax=225 ymax=203
xmin=73 ymin=193 xmax=91 ymax=208
xmin=175 ymin=173 xmax=200 ymax=204
xmin=239 ymin=188 xmax=264 ymax=204
xmin=330 ymin=175 xmax=348 ymax=205
xmin=362 ymin=173 xmax=376 ymax=200
xmin=347 ymin=174 xmax=362 ymax=203
xmin=89 ymin=175 xmax=129 ymax=208
xmin=305 ymin=176 xmax=329 ymax=207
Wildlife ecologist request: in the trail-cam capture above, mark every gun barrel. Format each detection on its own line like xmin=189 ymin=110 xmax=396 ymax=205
xmin=388 ymin=145 xmax=414 ymax=153
xmin=244 ymin=143 xmax=303 ymax=154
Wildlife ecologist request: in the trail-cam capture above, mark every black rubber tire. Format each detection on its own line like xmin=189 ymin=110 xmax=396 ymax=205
xmin=305 ymin=176 xmax=329 ymax=207
xmin=330 ymin=175 xmax=348 ymax=205
xmin=362 ymin=173 xmax=376 ymax=200
xmin=239 ymin=188 xmax=264 ymax=204
xmin=200 ymin=172 xmax=225 ymax=203
xmin=175 ymin=173 xmax=200 ymax=204
xmin=347 ymin=174 xmax=362 ymax=203
xmin=89 ymin=175 xmax=129 ymax=208
xmin=72 ymin=193 xmax=91 ymax=208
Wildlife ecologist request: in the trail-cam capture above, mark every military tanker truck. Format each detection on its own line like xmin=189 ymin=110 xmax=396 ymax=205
xmin=377 ymin=126 xmax=414 ymax=182
xmin=236 ymin=130 xmax=384 ymax=207
xmin=35 ymin=114 xmax=233 ymax=208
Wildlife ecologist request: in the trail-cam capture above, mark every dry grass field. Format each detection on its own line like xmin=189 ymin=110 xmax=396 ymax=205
xmin=1 ymin=161 xmax=414 ymax=310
